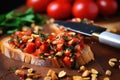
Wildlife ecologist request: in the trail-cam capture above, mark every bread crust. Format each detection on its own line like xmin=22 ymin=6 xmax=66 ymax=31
xmin=0 ymin=36 xmax=94 ymax=68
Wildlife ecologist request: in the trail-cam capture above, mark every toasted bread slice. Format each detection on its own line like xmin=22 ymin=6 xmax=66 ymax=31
xmin=0 ymin=23 xmax=94 ymax=68
xmin=0 ymin=37 xmax=94 ymax=68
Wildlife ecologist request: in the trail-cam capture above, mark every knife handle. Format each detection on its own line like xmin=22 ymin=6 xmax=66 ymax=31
xmin=98 ymin=31 xmax=120 ymax=49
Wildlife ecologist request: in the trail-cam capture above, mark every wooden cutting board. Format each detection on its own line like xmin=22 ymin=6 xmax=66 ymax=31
xmin=0 ymin=6 xmax=120 ymax=80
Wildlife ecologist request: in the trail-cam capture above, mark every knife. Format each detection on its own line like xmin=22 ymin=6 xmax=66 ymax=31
xmin=54 ymin=21 xmax=120 ymax=49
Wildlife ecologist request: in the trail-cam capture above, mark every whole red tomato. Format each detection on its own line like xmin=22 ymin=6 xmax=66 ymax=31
xmin=47 ymin=1 xmax=72 ymax=20
xmin=96 ymin=0 xmax=118 ymax=16
xmin=72 ymin=1 xmax=99 ymax=19
xmin=26 ymin=0 xmax=53 ymax=13
xmin=55 ymin=0 xmax=74 ymax=4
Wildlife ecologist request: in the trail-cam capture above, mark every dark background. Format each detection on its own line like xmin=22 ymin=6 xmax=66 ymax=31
xmin=0 ymin=0 xmax=119 ymax=14
xmin=0 ymin=0 xmax=26 ymax=14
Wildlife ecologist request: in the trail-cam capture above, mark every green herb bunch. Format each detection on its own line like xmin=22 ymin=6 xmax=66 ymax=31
xmin=0 ymin=8 xmax=46 ymax=35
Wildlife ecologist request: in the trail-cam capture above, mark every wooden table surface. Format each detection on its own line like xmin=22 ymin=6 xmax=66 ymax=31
xmin=0 ymin=6 xmax=120 ymax=80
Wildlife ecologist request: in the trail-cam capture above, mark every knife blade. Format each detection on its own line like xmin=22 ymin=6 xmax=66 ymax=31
xmin=54 ymin=21 xmax=120 ymax=49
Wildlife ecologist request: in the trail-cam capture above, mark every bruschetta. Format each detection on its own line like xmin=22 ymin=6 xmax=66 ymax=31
xmin=0 ymin=23 xmax=94 ymax=68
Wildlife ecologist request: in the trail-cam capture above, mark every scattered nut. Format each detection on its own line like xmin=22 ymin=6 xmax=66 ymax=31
xmin=82 ymin=77 xmax=90 ymax=80
xmin=32 ymin=74 xmax=41 ymax=79
xmin=28 ymin=68 xmax=34 ymax=73
xmin=58 ymin=70 xmax=66 ymax=78
xmin=51 ymin=72 xmax=58 ymax=80
xmin=82 ymin=70 xmax=90 ymax=77
xmin=91 ymin=69 xmax=98 ymax=74
xmin=15 ymin=69 xmax=24 ymax=75
xmin=25 ymin=78 xmax=33 ymax=80
xmin=105 ymin=70 xmax=111 ymax=76
xmin=15 ymin=70 xmax=22 ymax=75
xmin=47 ymin=69 xmax=55 ymax=76
xmin=103 ymin=77 xmax=110 ymax=80
xmin=119 ymin=60 xmax=120 ymax=62
xmin=80 ymin=66 xmax=86 ymax=72
xmin=21 ymin=65 xmax=29 ymax=69
xmin=119 ymin=65 xmax=120 ymax=69
xmin=73 ymin=76 xmax=82 ymax=80
xmin=108 ymin=58 xmax=118 ymax=67
xmin=91 ymin=74 xmax=97 ymax=80
xmin=109 ymin=58 xmax=117 ymax=62
xmin=27 ymin=73 xmax=35 ymax=78
xmin=66 ymin=77 xmax=72 ymax=80
xmin=44 ymin=76 xmax=52 ymax=80
xmin=108 ymin=61 xmax=115 ymax=67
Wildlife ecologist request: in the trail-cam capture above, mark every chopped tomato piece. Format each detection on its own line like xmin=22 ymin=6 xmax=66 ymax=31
xmin=57 ymin=38 xmax=65 ymax=44
xmin=80 ymin=40 xmax=84 ymax=49
xmin=35 ymin=37 xmax=41 ymax=48
xmin=23 ymin=30 xmax=32 ymax=36
xmin=75 ymin=52 xmax=81 ymax=59
xmin=24 ymin=42 xmax=36 ymax=53
xmin=72 ymin=38 xmax=79 ymax=43
xmin=39 ymin=42 xmax=49 ymax=53
xmin=22 ymin=36 xmax=29 ymax=43
xmin=14 ymin=31 xmax=23 ymax=38
xmin=48 ymin=34 xmax=56 ymax=40
xmin=33 ymin=49 xmax=42 ymax=56
xmin=56 ymin=44 xmax=63 ymax=51
xmin=63 ymin=56 xmax=71 ymax=66
xmin=64 ymin=49 xmax=71 ymax=57
xmin=74 ymin=44 xmax=81 ymax=52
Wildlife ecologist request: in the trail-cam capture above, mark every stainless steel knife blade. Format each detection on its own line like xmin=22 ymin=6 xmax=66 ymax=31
xmin=54 ymin=21 xmax=120 ymax=49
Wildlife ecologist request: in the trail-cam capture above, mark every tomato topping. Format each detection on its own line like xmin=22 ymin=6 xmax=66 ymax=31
xmin=24 ymin=42 xmax=36 ymax=53
xmin=14 ymin=31 xmax=23 ymax=38
xmin=75 ymin=52 xmax=81 ymax=59
xmin=9 ymin=27 xmax=85 ymax=67
xmin=39 ymin=42 xmax=49 ymax=53
xmin=64 ymin=49 xmax=71 ymax=57
xmin=80 ymin=40 xmax=84 ymax=49
xmin=35 ymin=37 xmax=41 ymax=48
xmin=23 ymin=30 xmax=32 ymax=36
xmin=63 ymin=56 xmax=71 ymax=66
xmin=33 ymin=49 xmax=42 ymax=57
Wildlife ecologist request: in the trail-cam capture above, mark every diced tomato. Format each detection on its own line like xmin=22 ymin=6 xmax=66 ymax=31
xmin=35 ymin=37 xmax=41 ymax=48
xmin=77 ymin=33 xmax=82 ymax=38
xmin=68 ymin=38 xmax=79 ymax=45
xmin=39 ymin=42 xmax=49 ymax=53
xmin=24 ymin=42 xmax=36 ymax=53
xmin=23 ymin=30 xmax=32 ymax=36
xmin=74 ymin=44 xmax=81 ymax=52
xmin=64 ymin=49 xmax=71 ymax=57
xmin=22 ymin=36 xmax=29 ymax=43
xmin=63 ymin=56 xmax=71 ymax=66
xmin=33 ymin=49 xmax=42 ymax=56
xmin=80 ymin=40 xmax=84 ymax=49
xmin=72 ymin=38 xmax=79 ymax=43
xmin=14 ymin=31 xmax=23 ymax=38
xmin=56 ymin=44 xmax=63 ymax=51
xmin=75 ymin=52 xmax=81 ymax=59
xmin=57 ymin=38 xmax=65 ymax=44
xmin=8 ymin=41 xmax=15 ymax=45
xmin=48 ymin=34 xmax=56 ymax=40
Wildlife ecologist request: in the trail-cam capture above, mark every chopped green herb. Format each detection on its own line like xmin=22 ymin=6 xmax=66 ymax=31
xmin=49 ymin=44 xmax=54 ymax=50
xmin=8 ymin=66 xmax=17 ymax=72
xmin=39 ymin=54 xmax=44 ymax=58
xmin=66 ymin=46 xmax=74 ymax=51
xmin=62 ymin=36 xmax=68 ymax=41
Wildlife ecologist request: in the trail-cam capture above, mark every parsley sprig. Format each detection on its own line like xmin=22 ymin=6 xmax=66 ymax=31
xmin=0 ymin=8 xmax=46 ymax=35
